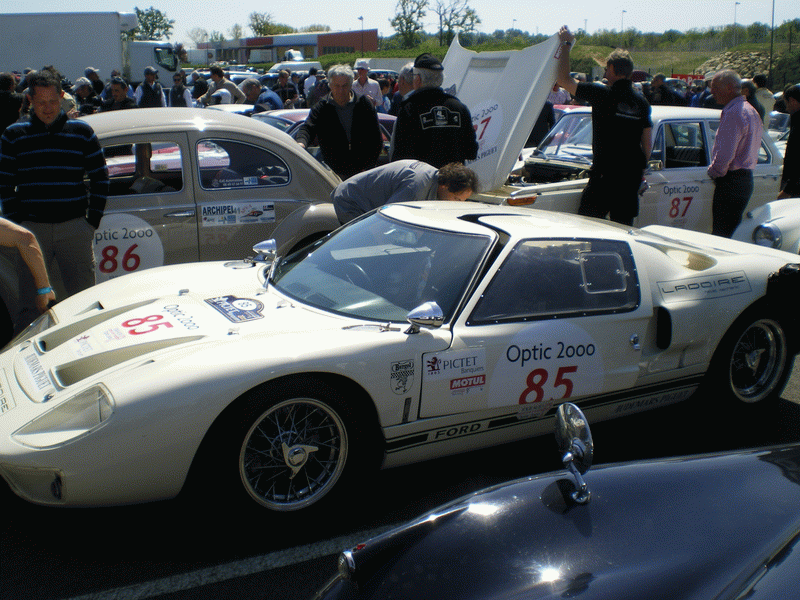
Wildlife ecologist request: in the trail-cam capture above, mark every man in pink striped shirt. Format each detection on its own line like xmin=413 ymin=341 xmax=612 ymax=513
xmin=707 ymin=70 xmax=763 ymax=238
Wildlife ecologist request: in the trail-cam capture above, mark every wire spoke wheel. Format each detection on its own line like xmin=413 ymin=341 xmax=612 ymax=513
xmin=728 ymin=318 xmax=787 ymax=403
xmin=239 ymin=398 xmax=348 ymax=511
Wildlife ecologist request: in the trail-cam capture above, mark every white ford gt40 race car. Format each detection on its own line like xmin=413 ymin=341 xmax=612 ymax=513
xmin=1 ymin=203 xmax=799 ymax=513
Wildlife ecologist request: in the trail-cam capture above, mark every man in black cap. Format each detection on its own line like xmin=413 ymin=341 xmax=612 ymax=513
xmin=135 ymin=66 xmax=166 ymax=107
xmin=389 ymin=53 xmax=478 ymax=168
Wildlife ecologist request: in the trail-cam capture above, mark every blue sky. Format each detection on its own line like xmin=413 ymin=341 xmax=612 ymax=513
xmin=2 ymin=0 xmax=795 ymax=45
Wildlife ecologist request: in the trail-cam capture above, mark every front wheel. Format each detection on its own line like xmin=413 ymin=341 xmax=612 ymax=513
xmin=239 ymin=397 xmax=348 ymax=511
xmin=191 ymin=378 xmax=377 ymax=514
xmin=715 ymin=315 xmax=790 ymax=404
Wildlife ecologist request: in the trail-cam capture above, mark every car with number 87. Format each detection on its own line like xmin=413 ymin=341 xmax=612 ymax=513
xmin=495 ymin=106 xmax=783 ymax=236
xmin=0 ymin=202 xmax=799 ymax=514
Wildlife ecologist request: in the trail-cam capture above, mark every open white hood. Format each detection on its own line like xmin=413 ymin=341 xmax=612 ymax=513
xmin=442 ymin=34 xmax=560 ymax=192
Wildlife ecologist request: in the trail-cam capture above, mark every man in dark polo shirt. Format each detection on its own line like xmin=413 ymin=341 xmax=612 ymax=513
xmin=390 ymin=53 xmax=478 ymax=169
xmin=556 ymin=26 xmax=652 ymax=225
xmin=0 ymin=70 xmax=108 ymax=328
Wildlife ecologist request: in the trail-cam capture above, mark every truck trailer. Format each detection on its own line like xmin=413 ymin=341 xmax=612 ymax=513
xmin=0 ymin=12 xmax=177 ymax=87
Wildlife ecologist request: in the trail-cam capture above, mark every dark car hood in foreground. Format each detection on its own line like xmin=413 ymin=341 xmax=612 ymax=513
xmin=316 ymin=445 xmax=800 ymax=600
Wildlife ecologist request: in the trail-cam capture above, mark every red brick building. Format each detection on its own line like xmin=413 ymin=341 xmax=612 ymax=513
xmin=197 ymin=29 xmax=379 ymax=65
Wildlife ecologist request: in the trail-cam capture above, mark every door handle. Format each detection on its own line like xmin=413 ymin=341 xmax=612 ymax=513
xmin=165 ymin=210 xmax=196 ymax=218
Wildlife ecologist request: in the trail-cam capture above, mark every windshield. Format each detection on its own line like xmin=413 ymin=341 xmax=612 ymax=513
xmin=272 ymin=212 xmax=492 ymax=323
xmin=154 ymin=46 xmax=178 ymax=72
xmin=538 ymin=112 xmax=594 ymax=162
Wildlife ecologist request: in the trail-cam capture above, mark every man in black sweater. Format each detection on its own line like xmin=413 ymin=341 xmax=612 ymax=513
xmin=295 ymin=64 xmax=382 ymax=181
xmin=0 ymin=70 xmax=108 ymax=327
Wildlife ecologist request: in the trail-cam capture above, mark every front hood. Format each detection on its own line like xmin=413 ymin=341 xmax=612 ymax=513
xmin=442 ymin=34 xmax=559 ymax=193
xmin=10 ymin=261 xmax=345 ymax=402
xmin=332 ymin=445 xmax=800 ymax=600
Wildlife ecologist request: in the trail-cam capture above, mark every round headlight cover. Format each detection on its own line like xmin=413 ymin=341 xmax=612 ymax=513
xmin=753 ymin=223 xmax=782 ymax=248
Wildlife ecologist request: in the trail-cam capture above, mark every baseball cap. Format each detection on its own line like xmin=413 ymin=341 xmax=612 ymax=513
xmin=414 ymin=53 xmax=443 ymax=71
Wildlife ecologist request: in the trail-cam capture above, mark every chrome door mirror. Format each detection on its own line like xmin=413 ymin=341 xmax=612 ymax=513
xmin=405 ymin=301 xmax=444 ymax=334
xmin=647 ymin=159 xmax=663 ymax=172
xmin=252 ymin=239 xmax=277 ymax=263
xmin=555 ymin=402 xmax=594 ymax=504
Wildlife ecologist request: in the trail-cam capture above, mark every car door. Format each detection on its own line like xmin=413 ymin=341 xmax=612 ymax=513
xmin=638 ymin=119 xmax=715 ymax=233
xmin=95 ymin=132 xmax=199 ymax=282
xmin=419 ymin=238 xmax=653 ymax=422
xmin=191 ymin=135 xmax=316 ymax=260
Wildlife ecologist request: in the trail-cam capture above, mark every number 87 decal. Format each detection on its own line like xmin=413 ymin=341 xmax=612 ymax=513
xmin=519 ymin=365 xmax=578 ymax=404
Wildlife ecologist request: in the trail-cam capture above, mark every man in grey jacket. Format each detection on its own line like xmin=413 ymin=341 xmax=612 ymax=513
xmin=332 ymin=160 xmax=478 ymax=224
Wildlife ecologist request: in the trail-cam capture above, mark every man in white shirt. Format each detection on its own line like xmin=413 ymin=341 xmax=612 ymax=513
xmin=352 ymin=59 xmax=381 ymax=107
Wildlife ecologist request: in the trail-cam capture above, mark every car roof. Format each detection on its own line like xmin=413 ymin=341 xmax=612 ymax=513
xmin=563 ymin=105 xmax=723 ymax=121
xmin=81 ymin=107 xmax=342 ymax=185
xmin=82 ymin=107 xmax=295 ymax=143
xmin=379 ymin=201 xmax=632 ymax=239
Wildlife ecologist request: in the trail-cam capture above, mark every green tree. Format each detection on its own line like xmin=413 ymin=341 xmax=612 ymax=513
xmin=186 ymin=27 xmax=209 ymax=46
xmin=298 ymin=24 xmax=331 ymax=33
xmin=131 ymin=6 xmax=174 ymax=40
xmin=391 ymin=0 xmax=429 ymax=49
xmin=249 ymin=12 xmax=295 ymax=36
xmin=229 ymin=24 xmax=244 ymax=40
xmin=433 ymin=0 xmax=480 ymax=46
xmin=746 ymin=22 xmax=770 ymax=43
xmin=209 ymin=31 xmax=225 ymax=43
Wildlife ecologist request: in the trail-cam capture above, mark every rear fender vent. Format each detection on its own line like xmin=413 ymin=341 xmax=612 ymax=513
xmin=656 ymin=306 xmax=672 ymax=350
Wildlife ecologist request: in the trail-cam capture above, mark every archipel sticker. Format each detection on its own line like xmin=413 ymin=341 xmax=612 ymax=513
xmin=200 ymin=201 xmax=276 ymax=227
xmin=205 ymin=296 xmax=265 ymax=323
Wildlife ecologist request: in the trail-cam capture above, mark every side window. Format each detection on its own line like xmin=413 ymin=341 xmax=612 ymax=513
xmin=198 ymin=139 xmax=290 ymax=189
xmin=664 ymin=122 xmax=707 ymax=168
xmin=469 ymin=239 xmax=639 ymax=324
xmin=650 ymin=126 xmax=664 ymax=164
xmin=103 ymin=142 xmax=183 ymax=196
xmin=758 ymin=141 xmax=771 ymax=165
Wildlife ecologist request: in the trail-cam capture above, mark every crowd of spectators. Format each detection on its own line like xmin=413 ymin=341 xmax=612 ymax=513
xmin=0 ymin=53 xmax=795 ymax=340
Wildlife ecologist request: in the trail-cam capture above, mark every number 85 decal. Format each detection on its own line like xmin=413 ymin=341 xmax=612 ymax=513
xmin=122 ymin=315 xmax=173 ymax=335
xmin=519 ymin=366 xmax=578 ymax=404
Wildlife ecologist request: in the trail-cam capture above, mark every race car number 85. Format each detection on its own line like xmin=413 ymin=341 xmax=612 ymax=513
xmin=123 ymin=315 xmax=173 ymax=335
xmin=519 ymin=365 xmax=578 ymax=404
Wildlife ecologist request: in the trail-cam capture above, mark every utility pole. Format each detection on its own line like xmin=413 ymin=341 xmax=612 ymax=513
xmin=358 ymin=16 xmax=364 ymax=57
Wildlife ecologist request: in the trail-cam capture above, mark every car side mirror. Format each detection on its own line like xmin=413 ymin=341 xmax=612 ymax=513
xmin=405 ymin=301 xmax=444 ymax=334
xmin=252 ymin=239 xmax=277 ymax=263
xmin=555 ymin=402 xmax=594 ymax=504
xmin=647 ymin=159 xmax=663 ymax=172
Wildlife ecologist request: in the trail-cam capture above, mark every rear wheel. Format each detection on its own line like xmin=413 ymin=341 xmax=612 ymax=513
xmin=712 ymin=313 xmax=790 ymax=404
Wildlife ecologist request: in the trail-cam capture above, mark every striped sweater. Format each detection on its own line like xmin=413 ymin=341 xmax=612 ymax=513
xmin=0 ymin=111 xmax=108 ymax=226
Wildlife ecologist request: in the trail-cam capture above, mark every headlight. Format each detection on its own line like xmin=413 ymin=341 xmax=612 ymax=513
xmin=12 ymin=385 xmax=114 ymax=448
xmin=753 ymin=223 xmax=782 ymax=248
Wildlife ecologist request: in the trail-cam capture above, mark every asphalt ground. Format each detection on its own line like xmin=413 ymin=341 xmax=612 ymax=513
xmin=4 ymin=358 xmax=800 ymax=600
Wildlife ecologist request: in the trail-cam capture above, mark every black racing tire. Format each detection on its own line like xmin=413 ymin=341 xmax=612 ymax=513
xmin=708 ymin=309 xmax=791 ymax=405
xmin=195 ymin=377 xmax=376 ymax=514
